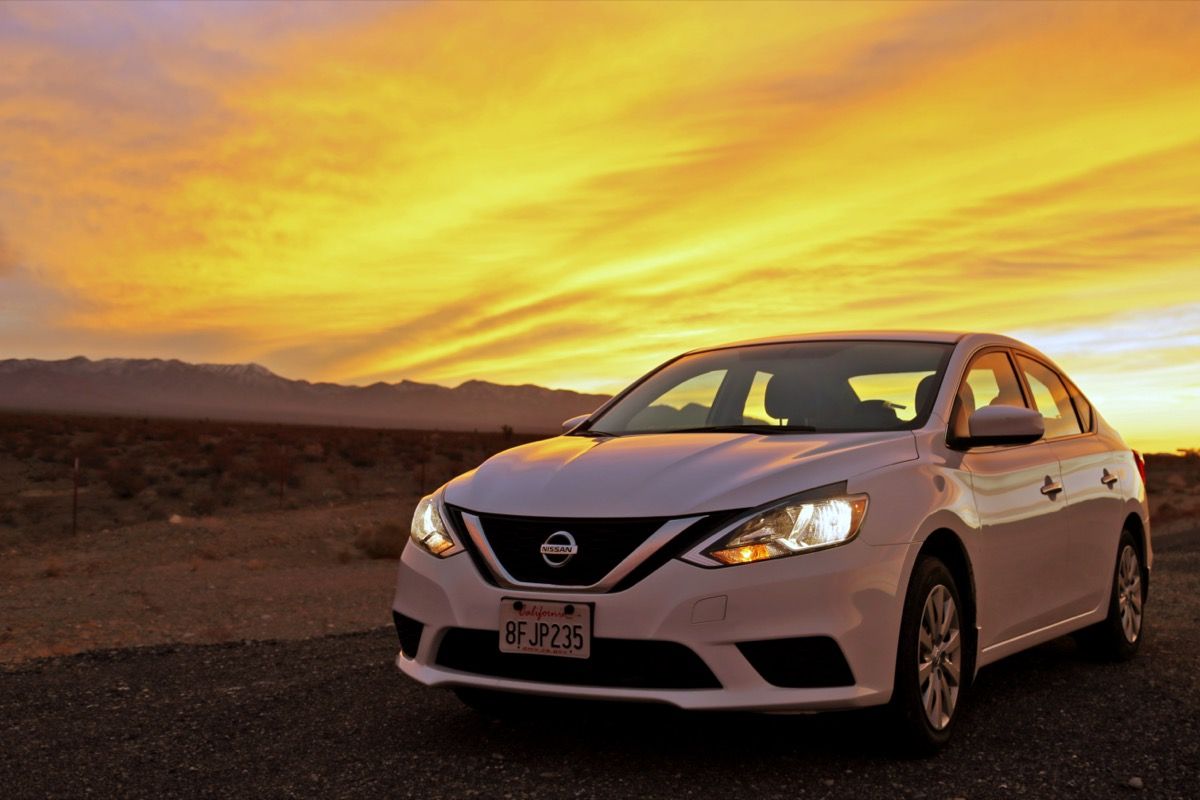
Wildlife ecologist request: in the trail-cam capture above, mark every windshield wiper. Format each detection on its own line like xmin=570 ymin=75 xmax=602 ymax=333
xmin=570 ymin=428 xmax=617 ymax=438
xmin=667 ymin=424 xmax=818 ymax=434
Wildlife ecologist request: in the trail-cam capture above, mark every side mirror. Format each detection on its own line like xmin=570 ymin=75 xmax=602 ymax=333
xmin=561 ymin=414 xmax=590 ymax=433
xmin=958 ymin=405 xmax=1044 ymax=448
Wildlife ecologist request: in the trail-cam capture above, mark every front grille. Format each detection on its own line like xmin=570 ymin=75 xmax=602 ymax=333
xmin=448 ymin=506 xmax=671 ymax=587
xmin=436 ymin=628 xmax=721 ymax=690
xmin=736 ymin=636 xmax=855 ymax=688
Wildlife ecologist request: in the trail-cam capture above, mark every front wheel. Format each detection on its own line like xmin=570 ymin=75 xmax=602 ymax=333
xmin=886 ymin=556 xmax=967 ymax=755
xmin=1077 ymin=529 xmax=1145 ymax=661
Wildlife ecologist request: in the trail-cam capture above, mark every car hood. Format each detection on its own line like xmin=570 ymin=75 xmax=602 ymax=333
xmin=443 ymin=431 xmax=917 ymax=518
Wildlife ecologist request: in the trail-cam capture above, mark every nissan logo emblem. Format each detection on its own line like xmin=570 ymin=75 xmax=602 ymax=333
xmin=539 ymin=531 xmax=578 ymax=568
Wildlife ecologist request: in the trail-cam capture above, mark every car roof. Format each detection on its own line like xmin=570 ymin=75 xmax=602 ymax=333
xmin=683 ymin=330 xmax=967 ymax=353
xmin=682 ymin=330 xmax=1049 ymax=359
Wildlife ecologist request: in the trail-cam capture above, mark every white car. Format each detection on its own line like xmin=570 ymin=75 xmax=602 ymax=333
xmin=392 ymin=331 xmax=1150 ymax=751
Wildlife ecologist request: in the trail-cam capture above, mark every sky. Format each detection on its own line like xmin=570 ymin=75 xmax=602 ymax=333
xmin=0 ymin=0 xmax=1198 ymax=452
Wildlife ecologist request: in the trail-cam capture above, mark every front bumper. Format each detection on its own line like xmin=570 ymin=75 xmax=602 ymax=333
xmin=392 ymin=536 xmax=915 ymax=712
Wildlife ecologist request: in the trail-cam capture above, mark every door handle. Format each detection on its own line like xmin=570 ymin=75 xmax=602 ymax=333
xmin=1101 ymin=470 xmax=1119 ymax=488
xmin=1040 ymin=476 xmax=1064 ymax=498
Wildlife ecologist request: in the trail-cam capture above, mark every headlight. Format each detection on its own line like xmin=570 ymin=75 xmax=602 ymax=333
xmin=705 ymin=493 xmax=868 ymax=566
xmin=410 ymin=494 xmax=462 ymax=558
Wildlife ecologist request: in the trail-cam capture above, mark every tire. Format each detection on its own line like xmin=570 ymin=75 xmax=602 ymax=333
xmin=886 ymin=556 xmax=967 ymax=755
xmin=1076 ymin=529 xmax=1145 ymax=661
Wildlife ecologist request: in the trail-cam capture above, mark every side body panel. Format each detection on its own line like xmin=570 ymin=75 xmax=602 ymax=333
xmin=1049 ymin=433 xmax=1129 ymax=616
xmin=962 ymin=441 xmax=1073 ymax=647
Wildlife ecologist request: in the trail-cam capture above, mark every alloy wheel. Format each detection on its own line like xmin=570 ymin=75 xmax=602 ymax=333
xmin=918 ymin=584 xmax=961 ymax=731
xmin=1116 ymin=544 xmax=1143 ymax=643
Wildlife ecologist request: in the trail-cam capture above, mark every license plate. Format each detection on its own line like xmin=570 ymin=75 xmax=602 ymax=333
xmin=498 ymin=598 xmax=591 ymax=659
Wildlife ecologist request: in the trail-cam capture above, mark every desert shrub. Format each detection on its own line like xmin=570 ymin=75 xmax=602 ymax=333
xmin=17 ymin=496 xmax=47 ymax=521
xmin=207 ymin=441 xmax=238 ymax=475
xmin=75 ymin=441 xmax=105 ymax=465
xmin=1175 ymin=448 xmax=1199 ymax=463
xmin=34 ymin=446 xmax=61 ymax=463
xmin=355 ymin=522 xmax=406 ymax=559
xmin=176 ymin=462 xmax=213 ymax=479
xmin=211 ymin=476 xmax=239 ymax=507
xmin=103 ymin=460 xmax=147 ymax=499
xmin=336 ymin=471 xmax=361 ymax=497
xmin=230 ymin=461 xmax=265 ymax=487
xmin=191 ymin=493 xmax=218 ymax=516
xmin=0 ymin=412 xmax=549 ymax=528
xmin=27 ymin=465 xmax=60 ymax=483
xmin=341 ymin=442 xmax=378 ymax=469
xmin=150 ymin=466 xmax=174 ymax=486
xmin=256 ymin=443 xmax=299 ymax=487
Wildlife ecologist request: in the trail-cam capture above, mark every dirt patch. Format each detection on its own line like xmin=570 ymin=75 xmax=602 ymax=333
xmin=0 ymin=499 xmax=417 ymax=663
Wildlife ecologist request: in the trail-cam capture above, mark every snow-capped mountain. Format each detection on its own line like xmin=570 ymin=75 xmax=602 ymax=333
xmin=0 ymin=357 xmax=611 ymax=432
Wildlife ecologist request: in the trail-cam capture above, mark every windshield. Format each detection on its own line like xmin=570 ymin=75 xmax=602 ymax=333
xmin=584 ymin=340 xmax=954 ymax=436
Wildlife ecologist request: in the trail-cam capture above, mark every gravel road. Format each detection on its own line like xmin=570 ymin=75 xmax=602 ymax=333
xmin=3 ymin=529 xmax=1198 ymax=800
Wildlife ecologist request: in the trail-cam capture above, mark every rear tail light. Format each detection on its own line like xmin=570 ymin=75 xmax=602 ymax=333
xmin=1132 ymin=450 xmax=1146 ymax=486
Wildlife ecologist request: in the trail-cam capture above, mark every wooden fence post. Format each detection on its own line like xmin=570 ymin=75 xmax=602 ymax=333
xmin=72 ymin=456 xmax=79 ymax=536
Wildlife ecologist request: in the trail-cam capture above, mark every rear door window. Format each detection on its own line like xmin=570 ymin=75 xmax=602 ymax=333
xmin=1016 ymin=355 xmax=1083 ymax=439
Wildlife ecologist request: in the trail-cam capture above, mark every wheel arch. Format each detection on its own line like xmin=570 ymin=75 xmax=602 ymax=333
xmin=915 ymin=527 xmax=979 ymax=685
xmin=1123 ymin=511 xmax=1150 ymax=599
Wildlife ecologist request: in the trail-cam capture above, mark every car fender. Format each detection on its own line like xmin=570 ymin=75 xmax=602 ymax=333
xmin=847 ymin=454 xmax=983 ymax=680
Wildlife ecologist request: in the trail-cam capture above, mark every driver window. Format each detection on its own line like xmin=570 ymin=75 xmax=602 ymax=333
xmin=953 ymin=352 xmax=1025 ymax=439
xmin=626 ymin=369 xmax=727 ymax=431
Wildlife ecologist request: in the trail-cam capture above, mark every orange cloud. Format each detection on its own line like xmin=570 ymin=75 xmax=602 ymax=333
xmin=0 ymin=0 xmax=1198 ymax=451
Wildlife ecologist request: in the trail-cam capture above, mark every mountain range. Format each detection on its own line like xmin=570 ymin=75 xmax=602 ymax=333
xmin=0 ymin=357 xmax=612 ymax=433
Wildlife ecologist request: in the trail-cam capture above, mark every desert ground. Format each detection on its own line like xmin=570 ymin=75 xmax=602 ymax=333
xmin=0 ymin=413 xmax=538 ymax=662
xmin=0 ymin=412 xmax=1196 ymax=664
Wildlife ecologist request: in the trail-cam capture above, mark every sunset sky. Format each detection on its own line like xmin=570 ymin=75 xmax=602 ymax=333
xmin=1 ymin=1 xmax=1198 ymax=452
